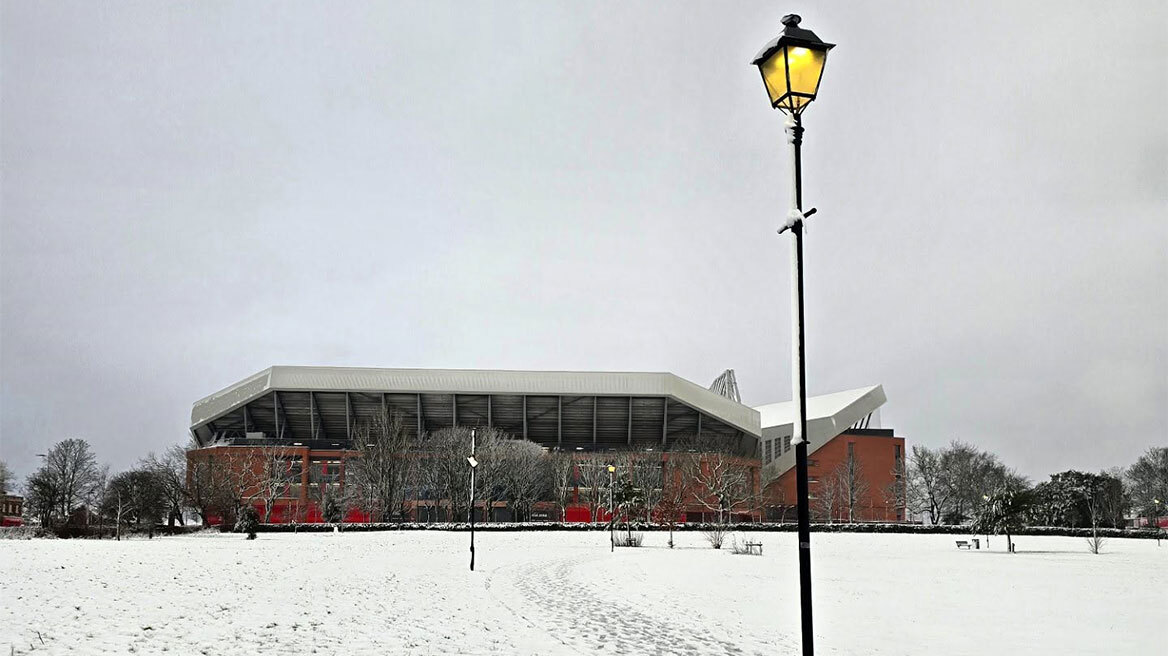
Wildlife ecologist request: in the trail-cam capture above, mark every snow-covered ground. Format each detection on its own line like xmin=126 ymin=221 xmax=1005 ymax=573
xmin=1 ymin=530 xmax=1163 ymax=655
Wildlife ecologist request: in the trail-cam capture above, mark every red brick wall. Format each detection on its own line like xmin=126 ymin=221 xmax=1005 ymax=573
xmin=765 ymin=431 xmax=906 ymax=522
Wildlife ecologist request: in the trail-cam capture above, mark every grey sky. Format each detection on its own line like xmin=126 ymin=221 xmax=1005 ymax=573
xmin=2 ymin=1 xmax=1165 ymax=483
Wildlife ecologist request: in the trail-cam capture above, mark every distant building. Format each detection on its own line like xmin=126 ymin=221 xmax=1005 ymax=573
xmin=188 ymin=366 xmax=903 ymax=524
xmin=2 ymin=495 xmax=24 ymax=526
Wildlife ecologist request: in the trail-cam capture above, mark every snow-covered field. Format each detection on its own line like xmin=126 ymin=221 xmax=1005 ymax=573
xmin=1 ymin=530 xmax=1163 ymax=655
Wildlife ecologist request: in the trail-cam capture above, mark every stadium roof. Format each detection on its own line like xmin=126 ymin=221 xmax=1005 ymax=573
xmin=190 ymin=366 xmax=761 ymax=451
xmin=190 ymin=367 xmax=887 ymax=460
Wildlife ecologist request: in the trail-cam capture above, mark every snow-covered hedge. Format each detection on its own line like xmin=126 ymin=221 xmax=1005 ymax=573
xmin=0 ymin=526 xmax=54 ymax=540
xmin=254 ymin=521 xmax=1165 ymax=540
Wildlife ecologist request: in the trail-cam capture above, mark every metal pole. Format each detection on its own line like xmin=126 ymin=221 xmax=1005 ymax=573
xmin=786 ymin=112 xmax=815 ymax=656
xmin=609 ymin=466 xmax=615 ymax=553
xmin=469 ymin=427 xmax=476 ymax=571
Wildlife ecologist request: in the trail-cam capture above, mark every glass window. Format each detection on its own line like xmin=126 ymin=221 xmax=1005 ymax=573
xmin=783 ymin=436 xmax=791 ymax=453
xmin=310 ymin=459 xmax=342 ymax=484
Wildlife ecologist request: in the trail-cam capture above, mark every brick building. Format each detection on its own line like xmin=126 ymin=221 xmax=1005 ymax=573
xmin=757 ymin=386 xmax=905 ymax=522
xmin=2 ymin=494 xmax=24 ymax=526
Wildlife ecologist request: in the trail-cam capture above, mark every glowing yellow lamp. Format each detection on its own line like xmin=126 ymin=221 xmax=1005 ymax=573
xmin=752 ymin=15 xmax=834 ymax=114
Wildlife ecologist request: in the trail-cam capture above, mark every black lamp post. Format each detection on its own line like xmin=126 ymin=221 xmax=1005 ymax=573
xmin=752 ymin=14 xmax=835 ymax=656
xmin=467 ymin=427 xmax=478 ymax=571
xmin=608 ymin=464 xmax=616 ymax=552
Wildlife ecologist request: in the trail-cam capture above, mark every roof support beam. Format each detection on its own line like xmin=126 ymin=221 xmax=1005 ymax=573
xmin=662 ymin=397 xmax=668 ymax=445
xmin=487 ymin=395 xmax=493 ymax=428
xmin=697 ymin=412 xmax=702 ymax=439
xmin=627 ymin=396 xmax=633 ymax=446
xmin=274 ymin=391 xmax=292 ymax=441
xmin=452 ymin=394 xmax=458 ymax=427
xmin=345 ymin=392 xmax=353 ymax=439
xmin=522 ymin=395 xmax=528 ymax=441
xmin=416 ymin=394 xmax=423 ymax=437
xmin=592 ymin=396 xmax=597 ymax=445
xmin=309 ymin=392 xmax=318 ymax=440
xmin=557 ymin=396 xmax=562 ymax=446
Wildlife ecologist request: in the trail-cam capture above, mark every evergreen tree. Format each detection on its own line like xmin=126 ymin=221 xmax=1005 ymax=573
xmin=972 ymin=487 xmax=1033 ymax=553
xmin=235 ymin=505 xmax=259 ymax=539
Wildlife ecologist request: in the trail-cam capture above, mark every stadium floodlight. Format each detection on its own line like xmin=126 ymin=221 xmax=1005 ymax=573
xmin=752 ymin=13 xmax=835 ymax=656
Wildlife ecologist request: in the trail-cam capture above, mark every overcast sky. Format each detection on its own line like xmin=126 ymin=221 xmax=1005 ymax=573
xmin=2 ymin=1 xmax=1165 ymax=483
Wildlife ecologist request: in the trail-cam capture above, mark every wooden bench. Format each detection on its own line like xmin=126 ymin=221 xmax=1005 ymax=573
xmin=955 ymin=540 xmax=972 ymax=549
xmin=744 ymin=541 xmax=764 ymax=555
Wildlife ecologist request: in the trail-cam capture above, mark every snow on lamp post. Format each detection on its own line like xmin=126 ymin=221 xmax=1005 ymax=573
xmin=467 ymin=428 xmax=478 ymax=571
xmin=751 ymin=14 xmax=835 ymax=656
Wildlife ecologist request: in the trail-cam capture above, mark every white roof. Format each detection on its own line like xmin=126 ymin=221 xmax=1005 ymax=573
xmin=755 ymin=384 xmax=886 ymax=442
xmin=755 ymin=384 xmax=887 ymax=483
xmin=191 ymin=366 xmax=761 ymax=436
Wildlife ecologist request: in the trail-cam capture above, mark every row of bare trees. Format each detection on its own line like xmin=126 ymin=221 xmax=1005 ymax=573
xmin=174 ymin=415 xmax=761 ymax=527
xmin=18 ymin=438 xmax=191 ymax=538
xmin=899 ymin=441 xmax=1027 ymax=525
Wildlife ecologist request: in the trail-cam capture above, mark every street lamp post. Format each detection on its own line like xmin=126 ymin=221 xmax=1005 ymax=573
xmin=1155 ymin=498 xmax=1162 ymax=546
xmin=751 ymin=14 xmax=835 ymax=656
xmin=467 ymin=427 xmax=479 ymax=571
xmin=608 ymin=464 xmax=616 ymax=552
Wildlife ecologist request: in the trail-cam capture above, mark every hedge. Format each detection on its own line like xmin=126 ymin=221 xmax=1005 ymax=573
xmin=254 ymin=521 xmax=1165 ymax=540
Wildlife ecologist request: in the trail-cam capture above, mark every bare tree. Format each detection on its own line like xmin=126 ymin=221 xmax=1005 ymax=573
xmin=621 ymin=451 xmax=664 ymax=523
xmin=496 ymin=439 xmax=548 ymax=522
xmin=104 ymin=467 xmax=167 ymax=538
xmin=813 ymin=470 xmax=840 ymax=522
xmin=208 ymin=447 xmax=270 ymax=526
xmin=144 ymin=446 xmax=188 ymax=527
xmin=1082 ymin=475 xmax=1108 ymax=554
xmin=346 ymin=410 xmax=418 ymax=522
xmin=0 ymin=460 xmax=12 ymax=495
xmin=252 ymin=446 xmax=301 ymax=523
xmin=1096 ymin=467 xmax=1129 ymax=529
xmin=469 ymin=429 xmax=506 ymax=522
xmin=906 ymin=445 xmax=948 ymax=524
xmin=30 ymin=438 xmax=102 ymax=528
xmin=1127 ymin=447 xmax=1168 ymax=527
xmin=762 ymin=483 xmax=793 ymax=524
xmin=423 ymin=427 xmax=475 ymax=522
xmin=576 ymin=454 xmax=612 ymax=523
xmin=549 ymin=452 xmax=575 ymax=521
xmin=936 ymin=441 xmax=1024 ymax=524
xmin=24 ymin=469 xmax=56 ymax=527
xmin=184 ymin=448 xmax=228 ymax=527
xmin=656 ymin=462 xmax=687 ymax=547
xmin=881 ymin=452 xmax=908 ymax=522
xmin=837 ymin=451 xmax=870 ymax=523
xmin=673 ymin=436 xmax=751 ymax=524
xmin=82 ymin=465 xmax=110 ymax=529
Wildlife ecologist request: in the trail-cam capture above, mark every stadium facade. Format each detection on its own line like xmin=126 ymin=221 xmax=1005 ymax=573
xmin=189 ymin=366 xmax=904 ymax=523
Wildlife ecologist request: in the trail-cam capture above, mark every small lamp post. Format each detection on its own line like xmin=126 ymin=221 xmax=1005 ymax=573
xmin=751 ymin=14 xmax=835 ymax=656
xmin=1155 ymin=498 xmax=1162 ymax=545
xmin=608 ymin=464 xmax=616 ymax=552
xmin=467 ymin=427 xmax=479 ymax=571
